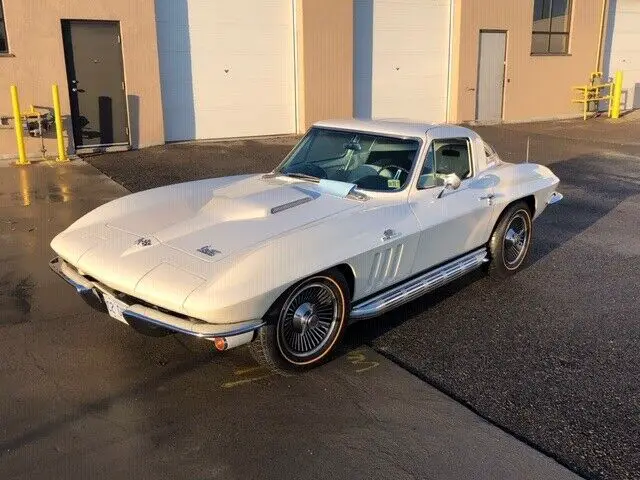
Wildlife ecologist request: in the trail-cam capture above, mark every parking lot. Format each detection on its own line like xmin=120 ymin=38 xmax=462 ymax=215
xmin=2 ymin=118 xmax=639 ymax=479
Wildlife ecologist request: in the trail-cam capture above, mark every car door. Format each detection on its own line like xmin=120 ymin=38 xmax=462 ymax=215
xmin=409 ymin=135 xmax=497 ymax=274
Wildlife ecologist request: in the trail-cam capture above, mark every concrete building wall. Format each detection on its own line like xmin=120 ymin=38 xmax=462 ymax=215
xmin=298 ymin=0 xmax=353 ymax=130
xmin=0 ymin=0 xmax=164 ymax=159
xmin=452 ymin=0 xmax=605 ymax=122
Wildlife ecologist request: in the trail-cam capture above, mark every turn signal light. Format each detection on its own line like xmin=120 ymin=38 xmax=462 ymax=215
xmin=212 ymin=337 xmax=227 ymax=351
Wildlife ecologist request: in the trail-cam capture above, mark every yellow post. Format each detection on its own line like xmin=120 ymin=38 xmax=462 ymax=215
xmin=10 ymin=85 xmax=29 ymax=165
xmin=611 ymin=70 xmax=623 ymax=119
xmin=52 ymin=84 xmax=68 ymax=162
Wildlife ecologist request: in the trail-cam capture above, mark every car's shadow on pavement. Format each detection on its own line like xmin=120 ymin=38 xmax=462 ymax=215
xmin=340 ymin=151 xmax=640 ymax=480
xmin=342 ymin=268 xmax=486 ymax=352
xmin=527 ymin=153 xmax=640 ymax=265
xmin=344 ymin=151 xmax=640 ymax=350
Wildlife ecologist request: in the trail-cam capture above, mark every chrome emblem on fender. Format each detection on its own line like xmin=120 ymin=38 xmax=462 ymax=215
xmin=135 ymin=237 xmax=152 ymax=247
xmin=197 ymin=245 xmax=221 ymax=257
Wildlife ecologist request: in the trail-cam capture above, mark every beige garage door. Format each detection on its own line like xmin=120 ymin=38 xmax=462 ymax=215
xmin=156 ymin=0 xmax=297 ymax=141
xmin=354 ymin=0 xmax=451 ymax=122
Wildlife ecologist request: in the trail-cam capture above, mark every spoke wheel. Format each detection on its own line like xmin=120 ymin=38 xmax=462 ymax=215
xmin=502 ymin=212 xmax=530 ymax=269
xmin=487 ymin=202 xmax=533 ymax=279
xmin=249 ymin=270 xmax=350 ymax=373
xmin=277 ymin=283 xmax=339 ymax=362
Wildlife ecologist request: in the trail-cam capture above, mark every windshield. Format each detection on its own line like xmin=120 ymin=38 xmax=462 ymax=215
xmin=276 ymin=128 xmax=421 ymax=192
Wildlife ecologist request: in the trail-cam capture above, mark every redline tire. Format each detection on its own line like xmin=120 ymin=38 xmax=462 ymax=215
xmin=249 ymin=269 xmax=350 ymax=374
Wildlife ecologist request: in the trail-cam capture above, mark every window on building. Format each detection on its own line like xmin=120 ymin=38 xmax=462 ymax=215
xmin=0 ymin=1 xmax=8 ymax=53
xmin=531 ymin=0 xmax=572 ymax=54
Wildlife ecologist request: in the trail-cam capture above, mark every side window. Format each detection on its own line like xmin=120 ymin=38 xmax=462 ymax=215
xmin=418 ymin=138 xmax=472 ymax=189
xmin=484 ymin=141 xmax=502 ymax=166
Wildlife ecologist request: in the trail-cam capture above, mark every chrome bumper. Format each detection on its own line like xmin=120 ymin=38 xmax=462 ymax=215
xmin=49 ymin=257 xmax=264 ymax=339
xmin=547 ymin=191 xmax=563 ymax=205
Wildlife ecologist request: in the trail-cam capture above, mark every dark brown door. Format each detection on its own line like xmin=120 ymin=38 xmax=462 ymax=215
xmin=62 ymin=21 xmax=129 ymax=148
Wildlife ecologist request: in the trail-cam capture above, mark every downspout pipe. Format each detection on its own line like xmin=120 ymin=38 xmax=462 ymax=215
xmin=595 ymin=0 xmax=609 ymax=73
xmin=445 ymin=0 xmax=455 ymax=123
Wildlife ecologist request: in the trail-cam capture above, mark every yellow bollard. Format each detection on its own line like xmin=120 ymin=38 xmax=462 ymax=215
xmin=10 ymin=85 xmax=29 ymax=165
xmin=52 ymin=84 xmax=68 ymax=162
xmin=611 ymin=70 xmax=623 ymax=119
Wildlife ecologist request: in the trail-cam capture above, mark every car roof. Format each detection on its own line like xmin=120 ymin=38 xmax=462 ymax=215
xmin=312 ymin=118 xmax=475 ymax=139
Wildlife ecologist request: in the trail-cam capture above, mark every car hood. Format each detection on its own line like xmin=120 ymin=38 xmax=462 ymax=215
xmin=104 ymin=175 xmax=360 ymax=261
xmin=52 ymin=175 xmax=362 ymax=284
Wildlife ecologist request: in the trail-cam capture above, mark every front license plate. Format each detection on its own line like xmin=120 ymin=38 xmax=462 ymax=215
xmin=102 ymin=292 xmax=128 ymax=324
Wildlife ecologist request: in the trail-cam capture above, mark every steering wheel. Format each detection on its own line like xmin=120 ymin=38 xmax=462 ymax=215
xmin=379 ymin=165 xmax=410 ymax=182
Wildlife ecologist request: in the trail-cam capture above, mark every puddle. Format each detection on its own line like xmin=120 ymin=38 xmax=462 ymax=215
xmin=10 ymin=169 xmax=73 ymax=206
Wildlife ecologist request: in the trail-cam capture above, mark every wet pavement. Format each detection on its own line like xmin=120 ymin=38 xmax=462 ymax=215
xmin=0 ymin=160 xmax=581 ymax=479
xmin=82 ymin=118 xmax=640 ymax=480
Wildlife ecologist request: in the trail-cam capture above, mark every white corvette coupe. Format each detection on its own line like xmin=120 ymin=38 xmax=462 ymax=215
xmin=50 ymin=120 xmax=562 ymax=371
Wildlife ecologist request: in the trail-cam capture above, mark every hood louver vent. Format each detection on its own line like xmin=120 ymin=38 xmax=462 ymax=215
xmin=270 ymin=196 xmax=313 ymax=214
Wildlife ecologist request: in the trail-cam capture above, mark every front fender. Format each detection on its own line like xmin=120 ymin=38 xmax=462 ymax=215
xmin=182 ymin=201 xmax=420 ymax=323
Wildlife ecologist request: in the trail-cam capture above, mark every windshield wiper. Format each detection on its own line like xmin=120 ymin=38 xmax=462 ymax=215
xmin=279 ymin=172 xmax=321 ymax=183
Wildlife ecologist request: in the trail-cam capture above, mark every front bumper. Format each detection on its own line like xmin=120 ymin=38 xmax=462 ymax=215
xmin=49 ymin=256 xmax=265 ymax=339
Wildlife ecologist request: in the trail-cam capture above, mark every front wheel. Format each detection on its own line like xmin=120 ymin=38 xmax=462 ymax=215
xmin=487 ymin=201 xmax=533 ymax=278
xmin=249 ymin=270 xmax=350 ymax=374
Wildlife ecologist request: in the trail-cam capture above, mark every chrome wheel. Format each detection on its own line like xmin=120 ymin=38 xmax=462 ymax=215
xmin=277 ymin=283 xmax=339 ymax=361
xmin=502 ymin=211 xmax=530 ymax=269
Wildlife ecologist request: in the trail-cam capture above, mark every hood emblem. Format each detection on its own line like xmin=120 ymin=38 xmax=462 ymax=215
xmin=197 ymin=245 xmax=221 ymax=257
xmin=135 ymin=237 xmax=152 ymax=247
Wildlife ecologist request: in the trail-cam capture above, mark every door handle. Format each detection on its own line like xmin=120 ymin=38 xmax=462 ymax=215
xmin=381 ymin=229 xmax=401 ymax=242
xmin=479 ymin=193 xmax=495 ymax=205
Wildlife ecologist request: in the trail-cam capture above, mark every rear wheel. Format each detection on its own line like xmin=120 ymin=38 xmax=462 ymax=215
xmin=249 ymin=270 xmax=350 ymax=374
xmin=487 ymin=201 xmax=533 ymax=278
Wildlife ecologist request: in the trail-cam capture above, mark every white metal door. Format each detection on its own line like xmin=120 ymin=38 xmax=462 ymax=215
xmin=354 ymin=0 xmax=451 ymax=122
xmin=476 ymin=31 xmax=507 ymax=122
xmin=156 ymin=0 xmax=296 ymax=141
xmin=605 ymin=0 xmax=640 ymax=109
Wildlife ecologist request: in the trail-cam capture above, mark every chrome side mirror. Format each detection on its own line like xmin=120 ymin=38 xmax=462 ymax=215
xmin=437 ymin=173 xmax=461 ymax=198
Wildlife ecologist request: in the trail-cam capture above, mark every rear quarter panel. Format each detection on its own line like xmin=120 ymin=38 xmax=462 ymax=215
xmin=489 ymin=162 xmax=560 ymax=223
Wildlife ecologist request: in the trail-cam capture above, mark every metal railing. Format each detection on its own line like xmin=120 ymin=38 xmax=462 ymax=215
xmin=572 ymin=71 xmax=624 ymax=120
xmin=7 ymin=84 xmax=69 ymax=165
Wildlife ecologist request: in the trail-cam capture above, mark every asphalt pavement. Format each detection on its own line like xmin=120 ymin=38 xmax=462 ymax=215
xmin=2 ymin=117 xmax=639 ymax=479
xmin=0 ymin=160 xmax=580 ymax=480
xmin=84 ymin=118 xmax=640 ymax=479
